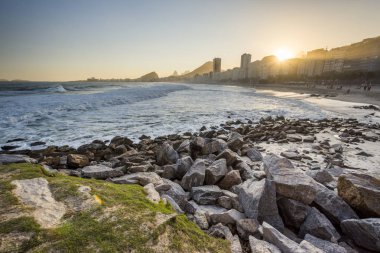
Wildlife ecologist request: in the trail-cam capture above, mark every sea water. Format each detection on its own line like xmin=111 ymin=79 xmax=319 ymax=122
xmin=0 ymin=82 xmax=334 ymax=149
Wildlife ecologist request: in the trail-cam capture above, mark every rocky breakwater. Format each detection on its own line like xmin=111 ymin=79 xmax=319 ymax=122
xmin=1 ymin=117 xmax=380 ymax=253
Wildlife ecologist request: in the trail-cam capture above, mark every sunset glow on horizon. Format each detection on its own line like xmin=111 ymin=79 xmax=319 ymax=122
xmin=275 ymin=49 xmax=295 ymax=61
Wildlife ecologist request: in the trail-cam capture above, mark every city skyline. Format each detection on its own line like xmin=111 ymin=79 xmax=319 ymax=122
xmin=1 ymin=0 xmax=380 ymax=81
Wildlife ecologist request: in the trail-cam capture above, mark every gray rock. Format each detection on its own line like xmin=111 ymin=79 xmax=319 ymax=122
xmin=202 ymin=139 xmax=227 ymax=155
xmin=209 ymin=209 xmax=245 ymax=226
xmin=0 ymin=154 xmax=36 ymax=165
xmin=337 ymin=173 xmax=380 ymax=217
xmin=128 ymin=163 xmax=152 ymax=173
xmin=238 ymin=179 xmax=284 ymax=232
xmin=156 ymin=179 xmax=189 ymax=210
xmin=246 ymin=148 xmax=263 ymax=162
xmin=191 ymin=185 xmax=223 ymax=205
xmin=277 ymin=197 xmax=309 ymax=229
xmin=304 ymin=234 xmax=347 ymax=253
xmin=216 ymin=149 xmax=239 ymax=166
xmin=280 ymin=151 xmax=302 ymax=160
xmin=191 ymin=211 xmax=209 ymax=230
xmin=235 ymin=161 xmax=254 ymax=181
xmin=218 ymin=170 xmax=242 ymax=190
xmin=181 ymin=159 xmax=206 ymax=191
xmin=177 ymin=139 xmax=191 ymax=153
xmin=208 ymin=223 xmax=233 ymax=240
xmin=263 ymin=154 xmax=317 ymax=204
xmin=156 ymin=142 xmax=179 ymax=165
xmin=217 ymin=196 xmax=233 ymax=209
xmin=162 ymin=164 xmax=176 ymax=179
xmin=299 ymin=207 xmax=341 ymax=242
xmin=175 ymin=156 xmax=193 ymax=179
xmin=303 ymin=136 xmax=315 ymax=143
xmin=262 ymin=222 xmax=301 ymax=253
xmin=249 ymin=236 xmax=281 ymax=253
xmin=298 ymin=240 xmax=325 ymax=253
xmin=313 ymin=184 xmax=358 ymax=224
xmin=220 ymin=190 xmax=243 ymax=212
xmin=227 ymin=132 xmax=244 ymax=152
xmin=307 ymin=170 xmax=334 ymax=184
xmin=67 ymin=154 xmax=90 ymax=168
xmin=237 ymin=219 xmax=261 ymax=240
xmin=192 ymin=137 xmax=206 ymax=150
xmin=205 ymin=159 xmax=228 ymax=185
xmin=230 ymin=235 xmax=243 ymax=253
xmin=81 ymin=165 xmax=123 ymax=179
xmin=341 ymin=218 xmax=380 ymax=251
xmin=143 ymin=183 xmax=160 ymax=203
xmin=161 ymin=194 xmax=184 ymax=214
xmin=287 ymin=134 xmax=303 ymax=142
xmin=110 ymin=172 xmax=163 ymax=186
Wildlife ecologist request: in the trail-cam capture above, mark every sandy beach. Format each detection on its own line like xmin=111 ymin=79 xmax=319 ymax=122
xmin=252 ymin=83 xmax=380 ymax=106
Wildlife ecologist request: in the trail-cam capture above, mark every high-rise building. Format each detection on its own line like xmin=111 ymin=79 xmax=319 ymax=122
xmin=213 ymin=58 xmax=221 ymax=73
xmin=240 ymin=53 xmax=252 ymax=79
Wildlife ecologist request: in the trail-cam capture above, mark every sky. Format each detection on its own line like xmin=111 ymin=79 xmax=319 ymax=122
xmin=1 ymin=0 xmax=380 ymax=81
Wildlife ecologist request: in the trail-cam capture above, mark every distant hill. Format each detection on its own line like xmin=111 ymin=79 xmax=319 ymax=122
xmin=181 ymin=61 xmax=213 ymax=79
xmin=136 ymin=72 xmax=159 ymax=82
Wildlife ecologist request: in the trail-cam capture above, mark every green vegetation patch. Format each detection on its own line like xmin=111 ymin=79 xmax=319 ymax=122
xmin=0 ymin=163 xmax=230 ymax=253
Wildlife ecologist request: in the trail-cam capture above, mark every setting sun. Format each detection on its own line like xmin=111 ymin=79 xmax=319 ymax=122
xmin=275 ymin=48 xmax=294 ymax=61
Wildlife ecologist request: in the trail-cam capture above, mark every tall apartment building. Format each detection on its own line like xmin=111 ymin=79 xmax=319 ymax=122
xmin=298 ymin=49 xmax=327 ymax=77
xmin=213 ymin=58 xmax=221 ymax=73
xmin=240 ymin=53 xmax=252 ymax=79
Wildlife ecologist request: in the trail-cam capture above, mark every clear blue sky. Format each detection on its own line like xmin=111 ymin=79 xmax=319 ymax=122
xmin=1 ymin=0 xmax=380 ymax=81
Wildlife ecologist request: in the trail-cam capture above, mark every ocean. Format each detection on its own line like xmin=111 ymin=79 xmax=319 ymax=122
xmin=0 ymin=82 xmax=334 ymax=150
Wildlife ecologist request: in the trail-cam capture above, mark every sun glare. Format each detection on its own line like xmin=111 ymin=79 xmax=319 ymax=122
xmin=275 ymin=48 xmax=294 ymax=61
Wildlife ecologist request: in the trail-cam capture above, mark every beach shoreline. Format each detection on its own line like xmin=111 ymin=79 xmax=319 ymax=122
xmin=217 ymin=82 xmax=380 ymax=106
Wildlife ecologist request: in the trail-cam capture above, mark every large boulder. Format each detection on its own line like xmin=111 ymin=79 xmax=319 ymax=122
xmin=237 ymin=219 xmax=261 ymax=240
xmin=337 ymin=173 xmax=380 ymax=217
xmin=277 ymin=197 xmax=309 ymax=229
xmin=249 ymin=236 xmax=281 ymax=253
xmin=235 ymin=162 xmax=254 ymax=181
xmin=191 ymin=185 xmax=223 ymax=205
xmin=262 ymin=222 xmax=301 ymax=253
xmin=175 ymin=156 xmax=193 ymax=179
xmin=110 ymin=136 xmax=133 ymax=147
xmin=205 ymin=159 xmax=228 ymax=185
xmin=67 ymin=154 xmax=90 ymax=168
xmin=156 ymin=142 xmax=179 ymax=165
xmin=246 ymin=148 xmax=263 ymax=162
xmin=227 ymin=132 xmax=244 ymax=152
xmin=143 ymin=183 xmax=160 ymax=203
xmin=304 ymin=234 xmax=347 ymax=253
xmin=299 ymin=207 xmax=341 ymax=242
xmin=263 ymin=154 xmax=317 ymax=204
xmin=216 ymin=149 xmax=239 ymax=166
xmin=81 ymin=165 xmax=123 ymax=179
xmin=238 ymin=179 xmax=284 ymax=232
xmin=313 ymin=184 xmax=358 ymax=224
xmin=209 ymin=209 xmax=245 ymax=226
xmin=181 ymin=159 xmax=206 ymax=191
xmin=341 ymin=218 xmax=380 ymax=251
xmin=177 ymin=139 xmax=191 ymax=153
xmin=218 ymin=170 xmax=242 ymax=190
xmin=0 ymin=154 xmax=36 ymax=165
xmin=110 ymin=172 xmax=163 ymax=186
xmin=202 ymin=139 xmax=227 ymax=155
xmin=219 ymin=190 xmax=243 ymax=212
xmin=230 ymin=235 xmax=243 ymax=253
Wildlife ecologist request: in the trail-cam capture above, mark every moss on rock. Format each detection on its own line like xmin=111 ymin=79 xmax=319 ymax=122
xmin=0 ymin=163 xmax=230 ymax=253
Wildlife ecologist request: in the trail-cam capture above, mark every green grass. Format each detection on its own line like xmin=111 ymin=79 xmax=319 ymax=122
xmin=0 ymin=163 xmax=230 ymax=253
